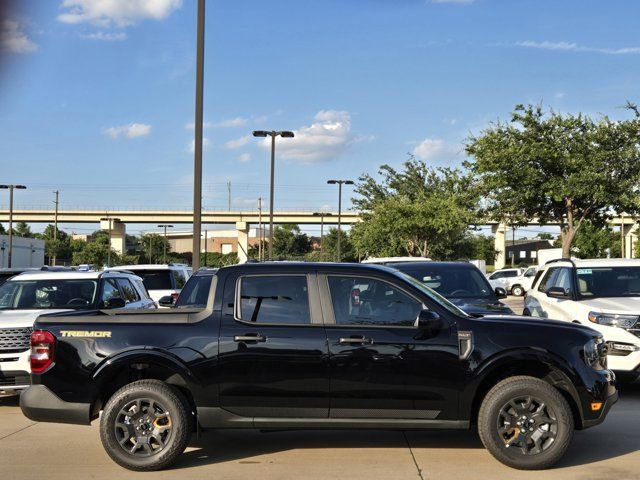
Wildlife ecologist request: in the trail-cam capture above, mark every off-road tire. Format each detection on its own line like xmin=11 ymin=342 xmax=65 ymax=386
xmin=100 ymin=380 xmax=192 ymax=471
xmin=478 ymin=376 xmax=574 ymax=470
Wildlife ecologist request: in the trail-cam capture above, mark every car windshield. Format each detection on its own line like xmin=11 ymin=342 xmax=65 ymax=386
xmin=174 ymin=275 xmax=213 ymax=308
xmin=128 ymin=270 xmax=173 ymax=290
xmin=393 ymin=271 xmax=470 ymax=318
xmin=392 ymin=265 xmax=494 ymax=299
xmin=577 ymin=266 xmax=640 ymax=298
xmin=0 ymin=279 xmax=98 ymax=310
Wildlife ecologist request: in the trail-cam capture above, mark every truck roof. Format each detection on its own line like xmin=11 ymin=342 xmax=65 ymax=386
xmin=546 ymin=258 xmax=640 ymax=268
xmin=9 ymin=270 xmax=141 ymax=281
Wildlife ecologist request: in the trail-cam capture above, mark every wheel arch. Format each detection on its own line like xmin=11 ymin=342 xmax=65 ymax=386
xmin=91 ymin=349 xmax=201 ymax=420
xmin=464 ymin=349 xmax=584 ymax=429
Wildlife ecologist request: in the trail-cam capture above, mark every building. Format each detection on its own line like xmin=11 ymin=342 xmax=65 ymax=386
xmin=163 ymin=228 xmax=269 ymax=255
xmin=0 ymin=235 xmax=45 ymax=268
xmin=505 ymin=239 xmax=555 ymax=265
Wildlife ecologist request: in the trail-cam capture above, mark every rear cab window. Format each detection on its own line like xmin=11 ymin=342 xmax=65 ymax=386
xmin=175 ymin=275 xmax=213 ymax=308
xmin=129 ymin=270 xmax=174 ymax=291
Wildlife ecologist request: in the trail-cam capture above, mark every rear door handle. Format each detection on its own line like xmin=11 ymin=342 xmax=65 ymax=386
xmin=339 ymin=336 xmax=373 ymax=345
xmin=234 ymin=334 xmax=267 ymax=343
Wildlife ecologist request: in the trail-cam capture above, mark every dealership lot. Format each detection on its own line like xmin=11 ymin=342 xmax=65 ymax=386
xmin=1 ymin=294 xmax=638 ymax=480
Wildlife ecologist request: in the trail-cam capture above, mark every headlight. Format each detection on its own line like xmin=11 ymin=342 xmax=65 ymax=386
xmin=587 ymin=311 xmax=639 ymax=329
xmin=583 ymin=338 xmax=607 ymax=370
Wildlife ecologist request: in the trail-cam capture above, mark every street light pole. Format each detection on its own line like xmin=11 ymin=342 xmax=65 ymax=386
xmin=192 ymin=0 xmax=206 ymax=271
xmin=327 ymin=180 xmax=354 ymax=262
xmin=53 ymin=190 xmax=59 ymax=266
xmin=158 ymin=224 xmax=173 ymax=263
xmin=0 ymin=184 xmax=27 ymax=268
xmin=313 ymin=212 xmax=333 ymax=260
xmin=252 ymin=130 xmax=294 ymax=260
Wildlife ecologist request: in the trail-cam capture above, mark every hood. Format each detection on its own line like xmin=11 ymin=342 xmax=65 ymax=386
xmin=476 ymin=314 xmax=600 ymax=336
xmin=578 ymin=296 xmax=640 ymax=314
xmin=0 ymin=309 xmax=74 ymax=329
xmin=448 ymin=297 xmax=514 ymax=315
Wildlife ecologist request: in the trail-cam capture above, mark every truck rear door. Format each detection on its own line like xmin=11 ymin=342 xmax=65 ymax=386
xmin=218 ymin=271 xmax=330 ymax=418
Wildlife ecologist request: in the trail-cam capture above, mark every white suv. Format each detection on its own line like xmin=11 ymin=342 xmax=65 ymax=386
xmin=108 ymin=264 xmax=192 ymax=305
xmin=0 ymin=270 xmax=155 ymax=393
xmin=487 ymin=267 xmax=538 ymax=296
xmin=524 ymin=258 xmax=640 ymax=381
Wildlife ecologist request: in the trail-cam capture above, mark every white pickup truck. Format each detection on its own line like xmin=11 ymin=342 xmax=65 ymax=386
xmin=487 ymin=266 xmax=538 ymax=296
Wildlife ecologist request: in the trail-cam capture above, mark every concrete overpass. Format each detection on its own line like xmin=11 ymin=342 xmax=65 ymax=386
xmin=1 ymin=209 xmax=637 ymax=266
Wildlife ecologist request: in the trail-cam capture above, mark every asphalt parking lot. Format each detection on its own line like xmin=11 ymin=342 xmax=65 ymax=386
xmin=1 ymin=296 xmax=638 ymax=480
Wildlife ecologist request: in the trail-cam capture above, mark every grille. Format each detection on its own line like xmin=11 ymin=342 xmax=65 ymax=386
xmin=0 ymin=327 xmax=32 ymax=353
xmin=0 ymin=373 xmax=30 ymax=387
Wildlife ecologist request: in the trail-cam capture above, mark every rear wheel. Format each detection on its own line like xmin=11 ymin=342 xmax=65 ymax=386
xmin=100 ymin=380 xmax=192 ymax=471
xmin=478 ymin=376 xmax=574 ymax=470
xmin=511 ymin=285 xmax=524 ymax=296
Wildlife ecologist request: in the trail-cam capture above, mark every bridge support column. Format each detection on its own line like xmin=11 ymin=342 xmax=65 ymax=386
xmin=100 ymin=219 xmax=126 ymax=256
xmin=492 ymin=223 xmax=507 ymax=269
xmin=623 ymin=224 xmax=638 ymax=259
xmin=236 ymin=222 xmax=249 ymax=264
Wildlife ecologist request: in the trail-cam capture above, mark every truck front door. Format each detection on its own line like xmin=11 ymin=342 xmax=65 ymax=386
xmin=218 ymin=272 xmax=330 ymax=418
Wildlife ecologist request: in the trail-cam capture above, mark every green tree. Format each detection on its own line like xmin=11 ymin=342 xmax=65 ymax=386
xmin=0 ymin=223 xmax=5 ymax=234
xmin=465 ymin=103 xmax=640 ymax=258
xmin=272 ymin=224 xmax=312 ymax=259
xmin=536 ymin=232 xmax=555 ymax=241
xmin=36 ymin=225 xmax=72 ymax=263
xmin=200 ymin=252 xmax=238 ymax=267
xmin=313 ymin=228 xmax=358 ymax=262
xmin=12 ymin=221 xmax=33 ymax=238
xmin=72 ymin=240 xmax=119 ymax=267
xmin=570 ymin=221 xmax=620 ymax=258
xmin=351 ymin=158 xmax=480 ymax=259
xmin=137 ymin=234 xmax=171 ymax=263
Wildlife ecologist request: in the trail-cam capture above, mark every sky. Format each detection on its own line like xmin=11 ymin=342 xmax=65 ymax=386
xmin=1 ymin=0 xmax=639 ymax=236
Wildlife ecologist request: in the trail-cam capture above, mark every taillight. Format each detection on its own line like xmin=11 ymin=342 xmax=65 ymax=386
xmin=30 ymin=330 xmax=55 ymax=374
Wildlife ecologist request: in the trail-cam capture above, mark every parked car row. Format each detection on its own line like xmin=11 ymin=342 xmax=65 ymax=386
xmin=0 ymin=263 xmax=193 ymax=394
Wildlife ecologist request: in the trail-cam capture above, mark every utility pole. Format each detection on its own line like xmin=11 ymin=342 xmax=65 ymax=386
xmin=511 ymin=226 xmax=516 ymax=267
xmin=53 ymin=190 xmax=59 ymax=265
xmin=327 ymin=180 xmax=354 ymax=262
xmin=157 ymin=224 xmax=173 ymax=263
xmin=203 ymin=229 xmax=208 ymax=267
xmin=1 ymin=184 xmax=27 ymax=268
xmin=227 ymin=181 xmax=231 ymax=211
xmin=191 ymin=0 xmax=206 ymax=270
xmin=621 ymin=215 xmax=625 ymax=258
xmin=148 ymin=235 xmax=153 ymax=264
xmin=258 ymin=197 xmax=263 ymax=261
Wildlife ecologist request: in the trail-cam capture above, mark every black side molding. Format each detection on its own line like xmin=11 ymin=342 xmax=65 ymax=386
xmin=20 ymin=385 xmax=92 ymax=425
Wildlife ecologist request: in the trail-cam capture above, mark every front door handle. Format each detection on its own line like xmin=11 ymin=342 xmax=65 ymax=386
xmin=234 ymin=334 xmax=267 ymax=343
xmin=339 ymin=336 xmax=373 ymax=345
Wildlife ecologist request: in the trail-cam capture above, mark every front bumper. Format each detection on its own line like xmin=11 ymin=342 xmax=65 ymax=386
xmin=20 ymin=385 xmax=91 ymax=425
xmin=0 ymin=370 xmax=30 ymax=392
xmin=582 ymin=390 xmax=618 ymax=429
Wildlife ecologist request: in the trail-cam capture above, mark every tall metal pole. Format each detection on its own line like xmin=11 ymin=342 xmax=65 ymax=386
xmin=53 ymin=190 xmax=59 ymax=265
xmin=258 ymin=197 xmax=263 ymax=261
xmin=163 ymin=225 xmax=168 ymax=263
xmin=320 ymin=214 xmax=324 ymax=258
xmin=269 ymin=133 xmax=276 ymax=261
xmin=203 ymin=229 xmax=208 ymax=267
xmin=192 ymin=0 xmax=206 ymax=270
xmin=511 ymin=226 xmax=515 ymax=267
xmin=8 ymin=186 xmax=14 ymax=268
xmin=107 ymin=218 xmax=112 ymax=268
xmin=227 ymin=181 xmax=231 ymax=211
xmin=337 ymin=183 xmax=342 ymax=262
xmin=149 ymin=236 xmax=152 ymax=264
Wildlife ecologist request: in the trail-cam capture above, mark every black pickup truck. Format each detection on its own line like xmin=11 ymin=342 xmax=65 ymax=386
xmin=20 ymin=263 xmax=617 ymax=471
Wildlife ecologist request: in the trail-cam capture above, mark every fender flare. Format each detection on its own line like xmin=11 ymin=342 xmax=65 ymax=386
xmin=462 ymin=347 xmax=584 ymax=422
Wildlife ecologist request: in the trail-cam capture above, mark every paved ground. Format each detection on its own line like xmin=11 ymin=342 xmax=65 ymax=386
xmin=2 ymin=295 xmax=638 ymax=479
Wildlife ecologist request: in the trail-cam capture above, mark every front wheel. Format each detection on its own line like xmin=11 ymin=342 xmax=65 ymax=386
xmin=478 ymin=376 xmax=574 ymax=470
xmin=100 ymin=380 xmax=193 ymax=471
xmin=511 ymin=285 xmax=524 ymax=296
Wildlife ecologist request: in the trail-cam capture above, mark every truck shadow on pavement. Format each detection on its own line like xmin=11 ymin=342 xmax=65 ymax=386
xmin=175 ymin=384 xmax=640 ymax=471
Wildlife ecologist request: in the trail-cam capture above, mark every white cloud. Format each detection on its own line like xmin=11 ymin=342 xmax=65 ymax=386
xmin=1 ymin=20 xmax=38 ymax=54
xmin=238 ymin=153 xmax=251 ymax=163
xmin=185 ymin=117 xmax=247 ymax=130
xmin=514 ymin=40 xmax=640 ymax=55
xmin=82 ymin=31 xmax=127 ymax=41
xmin=555 ymin=91 xmax=566 ymax=99
xmin=259 ymin=110 xmax=355 ymax=164
xmin=188 ymin=137 xmax=210 ymax=153
xmin=58 ymin=0 xmax=182 ymax=28
xmin=412 ymin=138 xmax=461 ymax=162
xmin=104 ymin=123 xmax=152 ymax=139
xmin=225 ymin=135 xmax=251 ymax=149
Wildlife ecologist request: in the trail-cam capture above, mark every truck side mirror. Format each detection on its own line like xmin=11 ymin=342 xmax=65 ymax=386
xmin=494 ymin=287 xmax=507 ymax=299
xmin=104 ymin=297 xmax=126 ymax=309
xmin=415 ymin=309 xmax=441 ymax=334
xmin=158 ymin=295 xmax=175 ymax=307
xmin=546 ymin=287 xmax=569 ymax=299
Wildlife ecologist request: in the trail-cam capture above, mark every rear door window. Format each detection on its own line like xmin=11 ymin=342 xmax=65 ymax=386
xmin=116 ymin=278 xmax=140 ymax=303
xmin=101 ymin=279 xmax=121 ymax=303
xmin=537 ymin=268 xmax=559 ymax=293
xmin=172 ymin=270 xmax=187 ymax=289
xmin=237 ymin=275 xmax=310 ymax=325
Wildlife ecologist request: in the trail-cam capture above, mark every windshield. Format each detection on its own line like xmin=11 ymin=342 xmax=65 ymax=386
xmin=394 ymin=271 xmax=470 ymax=317
xmin=128 ymin=270 xmax=173 ymax=290
xmin=393 ymin=265 xmax=494 ymax=299
xmin=577 ymin=267 xmax=640 ymax=298
xmin=0 ymin=279 xmax=98 ymax=310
